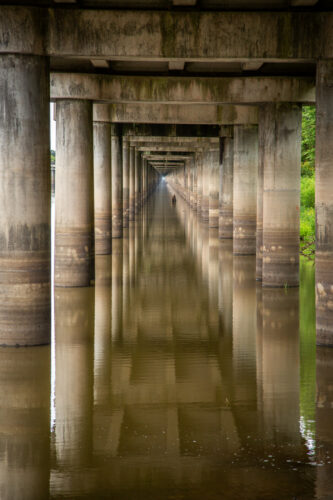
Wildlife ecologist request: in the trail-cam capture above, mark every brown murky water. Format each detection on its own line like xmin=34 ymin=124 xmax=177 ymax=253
xmin=1 ymin=182 xmax=332 ymax=500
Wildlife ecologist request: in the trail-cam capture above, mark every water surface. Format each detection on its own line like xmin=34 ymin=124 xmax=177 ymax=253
xmin=1 ymin=182 xmax=332 ymax=500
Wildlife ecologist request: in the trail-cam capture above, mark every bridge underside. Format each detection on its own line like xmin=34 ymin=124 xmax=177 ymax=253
xmin=0 ymin=1 xmax=332 ymax=348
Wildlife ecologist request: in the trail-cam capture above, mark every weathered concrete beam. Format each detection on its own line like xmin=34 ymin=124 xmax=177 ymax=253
xmin=143 ymin=154 xmax=193 ymax=160
xmin=137 ymin=145 xmax=200 ymax=152
xmin=1 ymin=7 xmax=329 ymax=60
xmin=95 ymin=103 xmax=259 ymax=125
xmin=129 ymin=137 xmax=219 ymax=143
xmin=45 ymin=9 xmax=331 ymax=60
xmin=51 ymin=73 xmax=315 ymax=104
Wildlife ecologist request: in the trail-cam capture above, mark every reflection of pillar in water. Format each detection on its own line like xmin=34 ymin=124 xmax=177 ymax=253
xmin=0 ymin=347 xmax=50 ymax=500
xmin=260 ymin=288 xmax=300 ymax=445
xmin=208 ymin=228 xmax=219 ymax=336
xmin=54 ymin=287 xmax=94 ymax=469
xmin=122 ymin=228 xmax=131 ymax=336
xmin=232 ymin=255 xmax=257 ymax=404
xmin=94 ymin=255 xmax=111 ymax=406
xmin=112 ymin=238 xmax=123 ymax=340
xmin=316 ymin=347 xmax=333 ymax=498
xmin=218 ymin=239 xmax=233 ymax=336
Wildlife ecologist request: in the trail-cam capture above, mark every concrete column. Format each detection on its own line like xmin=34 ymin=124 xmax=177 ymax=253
xmin=262 ymin=103 xmax=301 ymax=287
xmin=135 ymin=150 xmax=141 ymax=214
xmin=0 ymin=54 xmax=50 ymax=345
xmin=187 ymin=161 xmax=191 ymax=205
xmin=233 ymin=125 xmax=258 ymax=255
xmin=209 ymin=148 xmax=220 ymax=228
xmin=111 ymin=125 xmax=123 ymax=238
xmin=316 ymin=61 xmax=333 ymax=345
xmin=142 ymin=159 xmax=147 ymax=204
xmin=123 ymin=139 xmax=130 ymax=228
xmin=55 ymin=100 xmax=93 ymax=287
xmin=93 ymin=121 xmax=111 ymax=255
xmin=192 ymin=161 xmax=198 ymax=211
xmin=196 ymin=151 xmax=203 ymax=217
xmin=219 ymin=137 xmax=234 ymax=239
xmin=201 ymin=149 xmax=210 ymax=222
xmin=256 ymin=110 xmax=265 ymax=280
xmin=129 ymin=146 xmax=136 ymax=222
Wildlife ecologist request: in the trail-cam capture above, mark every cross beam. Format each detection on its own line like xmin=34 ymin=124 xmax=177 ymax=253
xmin=51 ymin=74 xmax=315 ymax=104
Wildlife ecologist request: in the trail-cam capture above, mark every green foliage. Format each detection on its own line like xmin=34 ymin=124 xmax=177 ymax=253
xmin=301 ymin=176 xmax=315 ymax=210
xmin=50 ymin=149 xmax=55 ymax=166
xmin=300 ymin=107 xmax=315 ymax=258
xmin=301 ymin=106 xmax=316 ymax=177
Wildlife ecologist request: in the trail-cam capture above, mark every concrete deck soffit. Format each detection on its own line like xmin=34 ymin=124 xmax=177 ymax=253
xmin=2 ymin=7 xmax=330 ymax=60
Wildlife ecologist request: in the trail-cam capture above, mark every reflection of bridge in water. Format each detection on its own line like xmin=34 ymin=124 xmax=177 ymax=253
xmin=2 ymin=187 xmax=323 ymax=499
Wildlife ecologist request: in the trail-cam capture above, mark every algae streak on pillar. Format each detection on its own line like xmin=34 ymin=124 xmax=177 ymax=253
xmin=55 ymin=100 xmax=94 ymax=287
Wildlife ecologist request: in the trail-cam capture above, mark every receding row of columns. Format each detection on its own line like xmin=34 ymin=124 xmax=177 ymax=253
xmin=167 ymin=101 xmax=330 ymax=343
xmin=0 ymin=53 xmax=332 ymax=347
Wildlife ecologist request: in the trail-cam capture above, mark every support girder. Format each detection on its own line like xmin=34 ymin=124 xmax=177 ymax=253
xmin=51 ymin=73 xmax=315 ymax=104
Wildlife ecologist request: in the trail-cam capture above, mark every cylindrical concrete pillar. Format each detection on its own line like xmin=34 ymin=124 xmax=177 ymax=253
xmin=135 ymin=150 xmax=141 ymax=214
xmin=256 ymin=109 xmax=265 ymax=280
xmin=93 ymin=121 xmax=111 ymax=255
xmin=233 ymin=125 xmax=258 ymax=255
xmin=123 ymin=139 xmax=130 ymax=228
xmin=219 ymin=137 xmax=234 ymax=239
xmin=262 ymin=103 xmax=301 ymax=288
xmin=111 ymin=125 xmax=123 ymax=238
xmin=209 ymin=148 xmax=220 ymax=228
xmin=129 ymin=146 xmax=136 ymax=222
xmin=196 ymin=151 xmax=203 ymax=217
xmin=0 ymin=54 xmax=50 ymax=345
xmin=55 ymin=100 xmax=93 ymax=287
xmin=201 ymin=149 xmax=210 ymax=223
xmin=315 ymin=61 xmax=333 ymax=346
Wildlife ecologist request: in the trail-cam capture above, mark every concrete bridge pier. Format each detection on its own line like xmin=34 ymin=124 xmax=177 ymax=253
xmin=209 ymin=148 xmax=220 ymax=228
xmin=196 ymin=151 xmax=203 ymax=217
xmin=219 ymin=137 xmax=234 ymax=239
xmin=316 ymin=61 xmax=333 ymax=346
xmin=129 ymin=146 xmax=136 ymax=222
xmin=261 ymin=103 xmax=301 ymax=287
xmin=93 ymin=120 xmax=111 ymax=255
xmin=192 ymin=160 xmax=198 ymax=211
xmin=0 ymin=53 xmax=51 ymax=346
xmin=55 ymin=100 xmax=94 ymax=287
xmin=123 ymin=139 xmax=130 ymax=228
xmin=111 ymin=125 xmax=123 ymax=238
xmin=233 ymin=125 xmax=258 ymax=255
xmin=201 ymin=149 xmax=210 ymax=223
xmin=256 ymin=111 xmax=265 ymax=281
xmin=134 ymin=150 xmax=141 ymax=215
